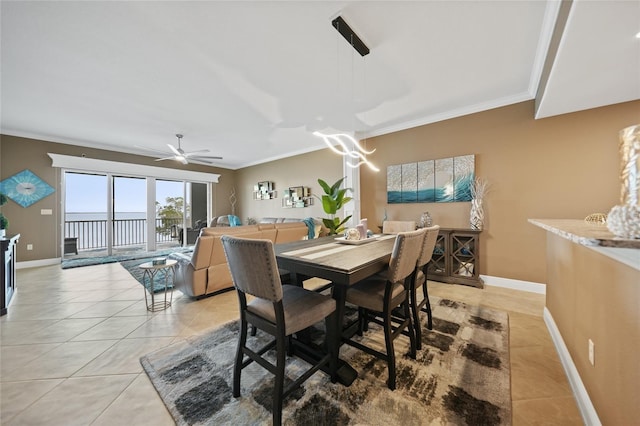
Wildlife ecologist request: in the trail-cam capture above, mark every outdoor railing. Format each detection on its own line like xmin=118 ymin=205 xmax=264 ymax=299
xmin=64 ymin=217 xmax=184 ymax=251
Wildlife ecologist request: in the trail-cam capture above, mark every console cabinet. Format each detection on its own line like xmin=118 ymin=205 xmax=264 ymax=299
xmin=1 ymin=234 xmax=20 ymax=316
xmin=427 ymin=228 xmax=483 ymax=288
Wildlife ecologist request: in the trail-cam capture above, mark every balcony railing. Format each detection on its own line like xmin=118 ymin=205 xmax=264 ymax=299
xmin=64 ymin=218 xmax=184 ymax=251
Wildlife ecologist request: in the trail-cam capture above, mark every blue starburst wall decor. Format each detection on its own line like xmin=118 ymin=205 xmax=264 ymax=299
xmin=0 ymin=169 xmax=55 ymax=208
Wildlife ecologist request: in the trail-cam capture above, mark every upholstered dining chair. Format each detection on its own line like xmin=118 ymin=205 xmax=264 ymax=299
xmin=411 ymin=225 xmax=440 ymax=349
xmin=221 ymin=235 xmax=338 ymax=426
xmin=343 ymin=228 xmax=426 ymax=390
xmin=382 ymin=220 xmax=416 ymax=234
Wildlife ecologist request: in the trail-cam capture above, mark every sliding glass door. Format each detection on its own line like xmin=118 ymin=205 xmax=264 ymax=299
xmin=64 ymin=172 xmax=108 ymax=256
xmin=64 ymin=171 xmax=210 ymax=258
xmin=113 ymin=176 xmax=147 ymax=253
xmin=156 ymin=179 xmax=184 ymax=248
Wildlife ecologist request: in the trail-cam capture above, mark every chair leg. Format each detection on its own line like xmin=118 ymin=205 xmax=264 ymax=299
xmin=273 ymin=332 xmax=287 ymax=426
xmin=404 ymin=296 xmax=417 ymax=359
xmin=410 ymin=286 xmax=422 ymax=350
xmin=250 ymin=325 xmax=257 ymax=336
xmin=383 ymin=309 xmax=396 ymax=390
xmin=233 ymin=317 xmax=248 ymax=398
xmin=421 ymin=281 xmax=433 ymax=330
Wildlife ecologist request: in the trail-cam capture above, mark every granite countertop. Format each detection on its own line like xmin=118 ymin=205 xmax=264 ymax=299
xmin=529 ymin=219 xmax=640 ymax=271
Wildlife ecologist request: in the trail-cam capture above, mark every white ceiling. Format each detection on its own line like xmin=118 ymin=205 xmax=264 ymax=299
xmin=2 ymin=1 xmax=639 ymax=170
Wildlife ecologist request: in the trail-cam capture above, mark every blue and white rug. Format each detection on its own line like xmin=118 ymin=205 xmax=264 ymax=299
xmin=61 ymin=247 xmax=192 ymax=269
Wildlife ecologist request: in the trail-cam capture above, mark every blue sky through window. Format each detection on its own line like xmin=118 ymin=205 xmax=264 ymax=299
xmin=65 ymin=172 xmax=184 ymax=215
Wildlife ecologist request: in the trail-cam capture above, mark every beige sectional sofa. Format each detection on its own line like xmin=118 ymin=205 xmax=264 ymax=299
xmin=169 ymin=222 xmax=310 ymax=298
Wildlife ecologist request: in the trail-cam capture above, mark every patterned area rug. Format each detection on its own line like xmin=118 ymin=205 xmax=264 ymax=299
xmin=140 ymin=296 xmax=511 ymax=425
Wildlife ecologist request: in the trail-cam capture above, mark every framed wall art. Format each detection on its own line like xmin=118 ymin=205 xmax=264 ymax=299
xmin=0 ymin=169 xmax=55 ymax=208
xmin=387 ymin=154 xmax=474 ymax=204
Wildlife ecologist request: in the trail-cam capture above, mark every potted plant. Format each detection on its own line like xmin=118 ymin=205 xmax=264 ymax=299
xmin=0 ymin=193 xmax=8 ymax=238
xmin=316 ymin=177 xmax=352 ymax=235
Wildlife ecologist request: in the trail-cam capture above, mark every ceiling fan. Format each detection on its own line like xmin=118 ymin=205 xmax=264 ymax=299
xmin=137 ymin=134 xmax=222 ymax=165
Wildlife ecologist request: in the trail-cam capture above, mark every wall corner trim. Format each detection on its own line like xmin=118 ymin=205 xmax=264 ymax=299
xmin=16 ymin=258 xmax=61 ymax=269
xmin=480 ymin=275 xmax=546 ymax=294
xmin=543 ymin=307 xmax=602 ymax=426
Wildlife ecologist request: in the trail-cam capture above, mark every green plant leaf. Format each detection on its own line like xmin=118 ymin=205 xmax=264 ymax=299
xmin=318 ymin=179 xmax=331 ymax=195
xmin=321 ymin=194 xmax=337 ymax=215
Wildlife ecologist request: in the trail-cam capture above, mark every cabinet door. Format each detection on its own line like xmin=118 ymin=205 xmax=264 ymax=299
xmin=427 ymin=232 xmax=448 ymax=277
xmin=450 ymin=233 xmax=478 ymax=279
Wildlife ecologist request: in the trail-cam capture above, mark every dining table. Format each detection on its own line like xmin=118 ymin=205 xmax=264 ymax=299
xmin=275 ymin=233 xmax=397 ymax=386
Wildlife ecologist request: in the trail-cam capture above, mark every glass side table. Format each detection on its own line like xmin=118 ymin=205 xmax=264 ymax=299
xmin=139 ymin=259 xmax=177 ymax=312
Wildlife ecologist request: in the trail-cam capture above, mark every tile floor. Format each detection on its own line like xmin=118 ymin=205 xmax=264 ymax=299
xmin=1 ymin=263 xmax=584 ymax=425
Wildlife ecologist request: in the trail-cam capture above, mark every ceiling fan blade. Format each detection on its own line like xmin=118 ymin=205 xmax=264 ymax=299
xmin=154 ymin=156 xmax=177 ymax=161
xmin=189 ymin=155 xmax=223 ymax=160
xmin=167 ymin=143 xmax=182 ymax=156
xmin=183 ymin=149 xmax=211 ymax=157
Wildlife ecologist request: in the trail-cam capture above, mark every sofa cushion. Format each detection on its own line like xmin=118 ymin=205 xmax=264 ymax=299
xmin=274 ymin=222 xmax=308 ymax=244
xmin=258 ymin=217 xmax=279 ymax=224
xmin=200 ymin=225 xmax=261 ymax=237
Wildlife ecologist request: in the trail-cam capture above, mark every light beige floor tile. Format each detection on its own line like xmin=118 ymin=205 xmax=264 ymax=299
xmin=2 ymin=340 xmax=118 ymax=381
xmin=1 ymin=319 xmax=54 ymax=338
xmin=65 ymin=289 xmax=137 ymax=303
xmin=4 ymin=375 xmax=137 ymax=426
xmin=0 ymin=379 xmax=64 ymax=424
xmin=74 ymin=337 xmax=175 ymax=376
xmin=1 ymin=343 xmax=61 ymax=375
xmin=107 ymin=287 xmax=146 ymax=301
xmin=508 ymin=312 xmax=555 ymax=349
xmin=68 ymin=300 xmax=139 ymax=318
xmin=3 ymin=301 xmax=97 ymax=321
xmin=513 ymin=395 xmax=583 ymax=425
xmin=91 ymin=373 xmax=175 ymax=426
xmin=0 ymin=317 xmax=105 ymax=345
xmin=126 ymin=313 xmax=191 ymax=338
xmin=71 ymin=316 xmax=150 ymax=341
xmin=511 ymin=345 xmax=575 ymax=400
xmin=9 ymin=289 xmax=81 ymax=305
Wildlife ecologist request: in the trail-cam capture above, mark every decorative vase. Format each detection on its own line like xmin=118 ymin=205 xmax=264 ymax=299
xmin=0 ymin=229 xmax=5 ymax=238
xmin=607 ymin=124 xmax=640 ymax=238
xmin=419 ymin=212 xmax=432 ymax=228
xmin=470 ymin=198 xmax=484 ymax=230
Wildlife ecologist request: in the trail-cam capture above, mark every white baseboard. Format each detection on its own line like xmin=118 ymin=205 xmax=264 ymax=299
xmin=16 ymin=258 xmax=61 ymax=269
xmin=480 ymin=275 xmax=546 ymax=294
xmin=543 ymin=307 xmax=602 ymax=426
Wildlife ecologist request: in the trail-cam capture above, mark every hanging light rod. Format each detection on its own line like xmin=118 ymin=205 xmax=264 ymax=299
xmin=331 ymin=16 xmax=370 ymax=57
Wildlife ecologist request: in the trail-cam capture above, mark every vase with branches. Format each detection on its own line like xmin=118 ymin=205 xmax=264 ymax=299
xmin=470 ymin=177 xmax=489 ymax=230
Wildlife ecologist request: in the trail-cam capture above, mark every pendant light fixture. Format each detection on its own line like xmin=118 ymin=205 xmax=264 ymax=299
xmin=313 ymin=131 xmax=379 ymax=171
xmin=314 ymin=15 xmax=378 ymax=172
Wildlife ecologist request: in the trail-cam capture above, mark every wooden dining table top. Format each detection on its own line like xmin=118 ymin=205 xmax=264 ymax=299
xmin=275 ymin=234 xmax=396 ymax=286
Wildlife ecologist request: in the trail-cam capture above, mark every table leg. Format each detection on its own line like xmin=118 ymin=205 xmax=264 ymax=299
xmin=331 ymin=285 xmax=358 ymax=386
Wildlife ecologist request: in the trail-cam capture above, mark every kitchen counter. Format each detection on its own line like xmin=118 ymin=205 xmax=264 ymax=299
xmin=529 ymin=219 xmax=640 ymax=270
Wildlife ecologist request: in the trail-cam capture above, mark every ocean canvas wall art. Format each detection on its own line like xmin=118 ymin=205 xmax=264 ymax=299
xmin=387 ymin=154 xmax=475 ymax=204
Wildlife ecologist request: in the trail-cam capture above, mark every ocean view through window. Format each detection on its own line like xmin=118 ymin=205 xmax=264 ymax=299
xmin=64 ymin=172 xmax=208 ymax=257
